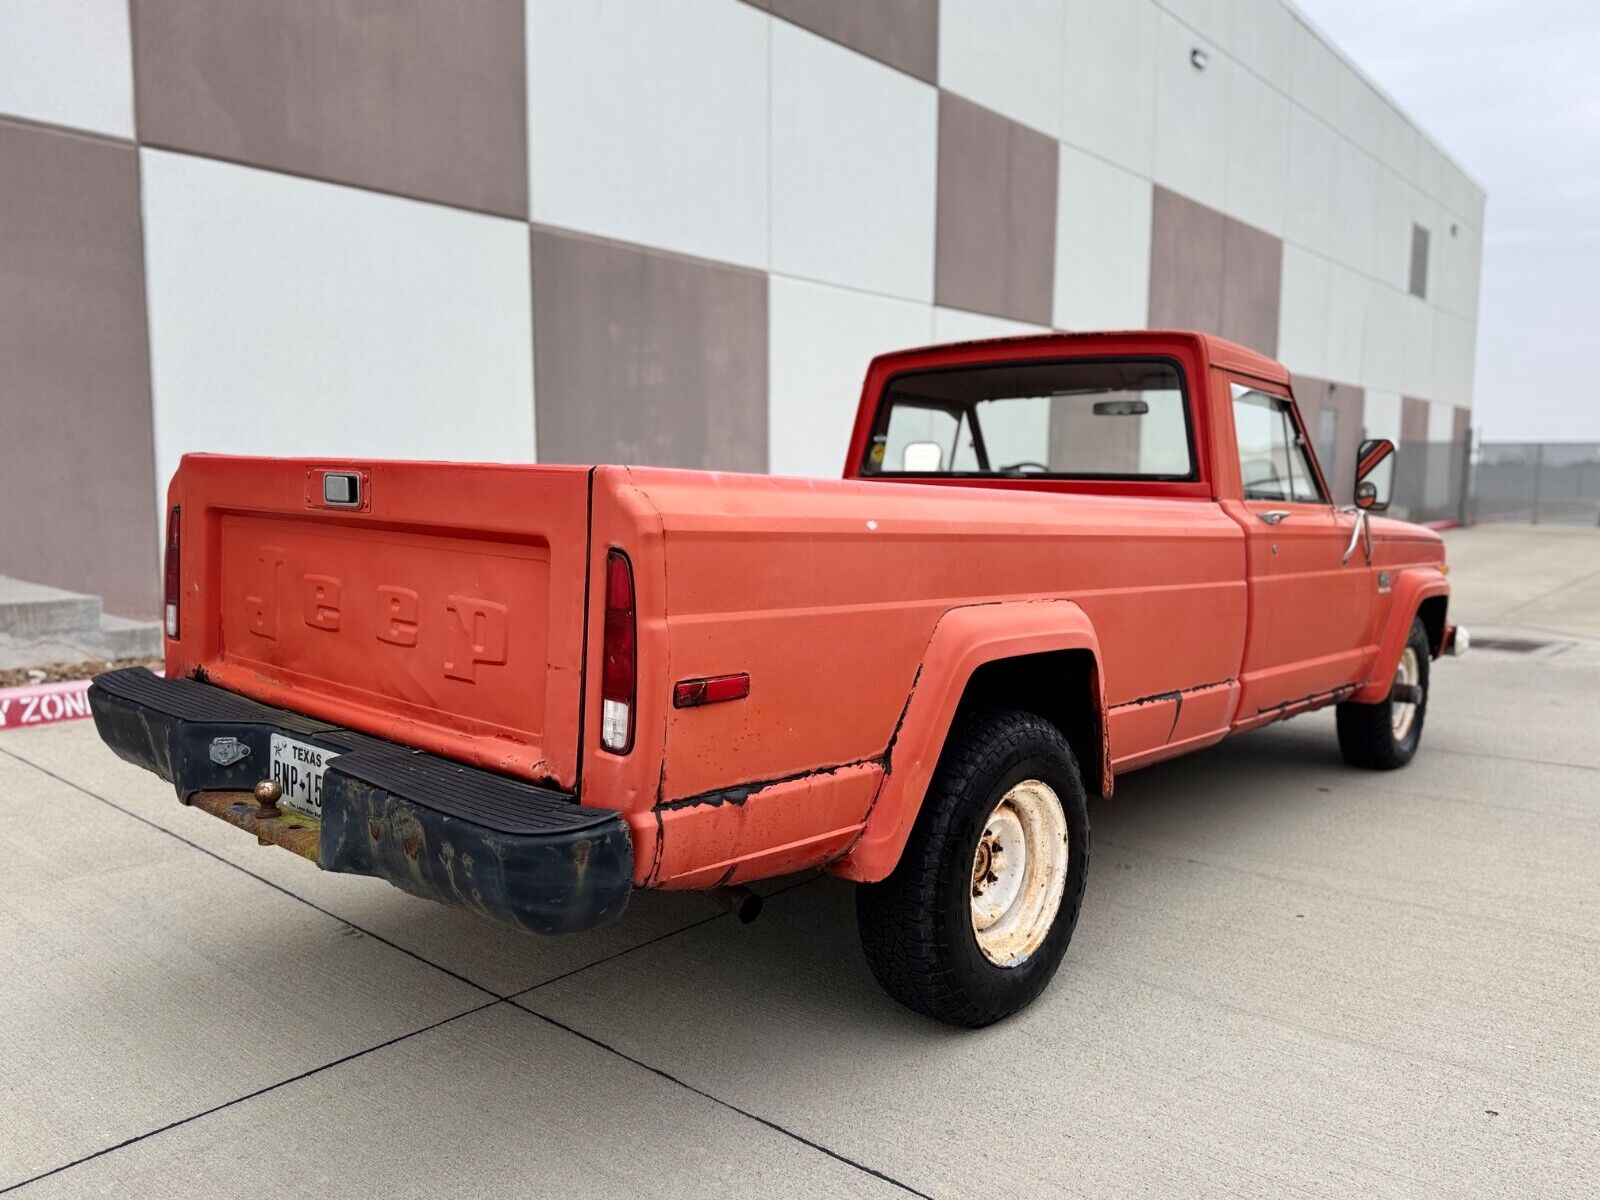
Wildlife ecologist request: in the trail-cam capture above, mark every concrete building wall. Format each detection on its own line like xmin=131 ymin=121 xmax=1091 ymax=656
xmin=0 ymin=0 xmax=1484 ymax=617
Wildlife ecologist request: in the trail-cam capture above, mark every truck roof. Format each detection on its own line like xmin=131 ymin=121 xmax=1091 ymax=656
xmin=871 ymin=329 xmax=1290 ymax=389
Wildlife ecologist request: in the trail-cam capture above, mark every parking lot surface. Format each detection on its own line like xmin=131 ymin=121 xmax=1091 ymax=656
xmin=2 ymin=524 xmax=1596 ymax=1197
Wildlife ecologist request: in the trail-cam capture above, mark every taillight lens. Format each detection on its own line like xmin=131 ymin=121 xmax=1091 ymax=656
xmin=163 ymin=506 xmax=181 ymax=639
xmin=600 ymin=549 xmax=635 ymax=753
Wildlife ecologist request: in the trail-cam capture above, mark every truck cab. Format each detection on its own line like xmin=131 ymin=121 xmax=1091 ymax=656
xmin=89 ymin=330 xmax=1462 ymax=1026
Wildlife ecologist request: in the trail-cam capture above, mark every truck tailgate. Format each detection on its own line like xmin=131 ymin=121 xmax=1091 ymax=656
xmin=169 ymin=456 xmax=591 ymax=788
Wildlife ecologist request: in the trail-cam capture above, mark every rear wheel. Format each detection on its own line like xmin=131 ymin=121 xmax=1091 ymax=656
xmin=1337 ymin=618 xmax=1431 ymax=769
xmin=855 ymin=708 xmax=1090 ymax=1028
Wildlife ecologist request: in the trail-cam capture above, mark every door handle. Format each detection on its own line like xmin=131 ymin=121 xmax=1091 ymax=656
xmin=1257 ymin=510 xmax=1290 ymax=525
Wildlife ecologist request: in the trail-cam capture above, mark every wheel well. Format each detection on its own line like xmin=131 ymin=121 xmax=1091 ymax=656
xmin=954 ymin=649 xmax=1106 ymax=797
xmin=1416 ymin=595 xmax=1449 ymax=657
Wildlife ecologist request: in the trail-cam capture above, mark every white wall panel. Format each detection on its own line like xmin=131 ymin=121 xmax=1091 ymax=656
xmin=1433 ymin=312 xmax=1477 ymax=407
xmin=1276 ymin=243 xmax=1330 ymax=378
xmin=1361 ymin=281 xmax=1407 ymax=395
xmin=1288 ymin=16 xmax=1341 ymax=127
xmin=771 ymin=23 xmax=936 ymax=301
xmin=1426 ymin=398 xmax=1455 ymax=443
xmin=1363 ymin=389 xmax=1402 ymax=444
xmin=1375 ymin=104 xmax=1416 ymax=179
xmin=1163 ymin=0 xmax=1234 ymax=46
xmin=1285 ymin=105 xmax=1338 ymax=258
xmin=940 ymin=0 xmax=1066 ymax=137
xmin=0 ymin=0 xmax=134 ymax=138
xmin=1372 ymin=168 xmax=1414 ymax=290
xmin=1053 ymin=146 xmax=1152 ymax=331
xmin=141 ymin=151 xmax=535 ymax=491
xmin=933 ymin=307 xmax=1049 ymax=342
xmin=1411 ymin=136 xmax=1446 ymax=206
xmin=1336 ymin=71 xmax=1385 ymax=154
xmin=1058 ymin=0 xmax=1158 ymax=175
xmin=1402 ymin=295 xmax=1436 ymax=400
xmin=527 ymin=0 xmax=769 ymax=268
xmin=1328 ymin=135 xmax=1377 ymax=273
xmin=1229 ymin=0 xmax=1293 ymax=91
xmin=768 ymin=277 xmax=932 ymax=477
xmin=1224 ymin=62 xmax=1290 ymax=237
xmin=1152 ymin=13 xmax=1229 ymax=211
xmin=1325 ymin=261 xmax=1366 ymax=386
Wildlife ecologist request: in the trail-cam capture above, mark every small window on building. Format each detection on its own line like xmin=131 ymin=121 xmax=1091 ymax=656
xmin=1409 ymin=223 xmax=1430 ymax=299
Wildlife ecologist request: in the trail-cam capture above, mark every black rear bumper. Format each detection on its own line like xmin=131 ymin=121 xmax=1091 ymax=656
xmin=88 ymin=668 xmax=631 ymax=935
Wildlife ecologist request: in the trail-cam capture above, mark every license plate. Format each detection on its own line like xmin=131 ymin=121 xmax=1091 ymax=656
xmin=268 ymin=734 xmax=329 ymax=819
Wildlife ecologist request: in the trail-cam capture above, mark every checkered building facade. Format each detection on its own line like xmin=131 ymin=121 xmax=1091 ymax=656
xmin=0 ymin=0 xmax=1484 ymax=618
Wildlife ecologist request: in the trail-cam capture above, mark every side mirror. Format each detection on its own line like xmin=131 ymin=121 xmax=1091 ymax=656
xmin=1354 ymin=438 xmax=1395 ymax=511
xmin=901 ymin=441 xmax=944 ymax=472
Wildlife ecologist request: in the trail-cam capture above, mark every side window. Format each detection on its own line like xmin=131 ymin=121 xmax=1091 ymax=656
xmin=1231 ymin=385 xmax=1326 ymax=504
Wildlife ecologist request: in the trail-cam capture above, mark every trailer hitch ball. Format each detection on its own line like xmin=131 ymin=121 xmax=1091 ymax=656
xmin=254 ymin=778 xmax=283 ymax=817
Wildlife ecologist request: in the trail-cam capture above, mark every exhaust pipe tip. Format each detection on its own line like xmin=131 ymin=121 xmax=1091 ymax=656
xmin=711 ymin=885 xmax=763 ymax=924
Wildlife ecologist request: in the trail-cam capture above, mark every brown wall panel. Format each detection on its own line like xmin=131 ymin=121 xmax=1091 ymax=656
xmin=764 ymin=0 xmax=938 ymax=82
xmin=531 ymin=228 xmax=768 ymax=472
xmin=0 ymin=120 xmax=159 ymax=617
xmin=132 ymin=0 xmax=528 ymax=217
xmin=1220 ymin=217 xmax=1282 ymax=357
xmin=1150 ymin=186 xmax=1282 ymax=356
xmin=1292 ymin=373 xmax=1365 ymax=505
xmin=1148 ymin=186 xmax=1226 ymax=335
xmin=935 ymin=93 xmax=1058 ymax=326
xmin=1401 ymin=396 xmax=1430 ymax=444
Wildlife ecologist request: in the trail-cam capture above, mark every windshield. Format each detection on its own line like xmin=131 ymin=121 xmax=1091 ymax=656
xmin=861 ymin=358 xmax=1193 ymax=480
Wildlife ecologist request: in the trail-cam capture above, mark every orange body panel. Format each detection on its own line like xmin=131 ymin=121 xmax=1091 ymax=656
xmin=164 ymin=331 xmax=1448 ymax=892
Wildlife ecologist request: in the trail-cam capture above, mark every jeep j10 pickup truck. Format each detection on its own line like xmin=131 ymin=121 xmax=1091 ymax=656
xmin=91 ymin=330 xmax=1465 ymax=1027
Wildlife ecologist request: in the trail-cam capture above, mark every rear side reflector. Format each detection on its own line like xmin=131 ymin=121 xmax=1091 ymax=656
xmin=600 ymin=550 xmax=635 ymax=753
xmin=673 ymin=673 xmax=750 ymax=709
xmin=163 ymin=506 xmax=181 ymax=639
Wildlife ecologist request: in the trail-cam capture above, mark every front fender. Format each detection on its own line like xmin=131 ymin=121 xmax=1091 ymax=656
xmin=1351 ymin=568 xmax=1449 ymax=704
xmin=830 ymin=599 xmax=1107 ymax=883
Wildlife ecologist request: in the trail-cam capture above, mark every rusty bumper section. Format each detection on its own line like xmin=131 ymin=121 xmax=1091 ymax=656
xmin=87 ymin=668 xmax=631 ymax=935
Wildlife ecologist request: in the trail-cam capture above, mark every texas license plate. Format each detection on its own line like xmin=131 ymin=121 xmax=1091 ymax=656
xmin=268 ymin=734 xmax=328 ymax=819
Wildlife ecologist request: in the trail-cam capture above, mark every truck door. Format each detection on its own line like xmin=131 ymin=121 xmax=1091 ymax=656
xmin=1225 ymin=379 xmax=1373 ymax=716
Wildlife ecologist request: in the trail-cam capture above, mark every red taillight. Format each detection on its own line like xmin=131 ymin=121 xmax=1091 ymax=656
xmin=600 ymin=549 xmax=635 ymax=753
xmin=163 ymin=506 xmax=181 ymax=639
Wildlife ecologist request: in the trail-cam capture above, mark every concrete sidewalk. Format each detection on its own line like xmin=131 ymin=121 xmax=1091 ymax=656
xmin=1 ymin=525 xmax=1596 ymax=1197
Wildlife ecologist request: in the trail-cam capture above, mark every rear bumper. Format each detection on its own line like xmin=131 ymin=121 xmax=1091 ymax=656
xmin=88 ymin=668 xmax=631 ymax=935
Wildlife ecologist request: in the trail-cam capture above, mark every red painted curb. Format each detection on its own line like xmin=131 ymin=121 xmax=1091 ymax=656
xmin=0 ymin=677 xmax=94 ymax=731
xmin=1423 ymin=519 xmax=1460 ymax=531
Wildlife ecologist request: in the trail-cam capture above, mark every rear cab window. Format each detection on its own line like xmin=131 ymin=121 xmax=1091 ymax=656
xmin=862 ymin=358 xmax=1196 ymax=482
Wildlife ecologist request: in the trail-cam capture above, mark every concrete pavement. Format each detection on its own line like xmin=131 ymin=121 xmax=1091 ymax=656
xmin=1 ymin=524 xmax=1596 ymax=1197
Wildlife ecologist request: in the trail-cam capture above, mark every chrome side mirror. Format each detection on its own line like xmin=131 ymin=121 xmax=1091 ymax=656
xmin=1354 ymin=438 xmax=1395 ymax=512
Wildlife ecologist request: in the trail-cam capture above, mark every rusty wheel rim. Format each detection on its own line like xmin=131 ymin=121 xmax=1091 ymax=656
xmin=970 ymin=780 xmax=1069 ymax=968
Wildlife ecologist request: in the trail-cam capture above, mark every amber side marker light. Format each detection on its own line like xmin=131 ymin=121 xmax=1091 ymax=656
xmin=674 ymin=673 xmax=751 ymax=709
xmin=163 ymin=505 xmax=181 ymax=639
xmin=600 ymin=549 xmax=636 ymax=753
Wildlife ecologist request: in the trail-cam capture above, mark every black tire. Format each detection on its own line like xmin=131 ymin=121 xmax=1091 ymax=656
xmin=1337 ymin=618 xmax=1431 ymax=770
xmin=855 ymin=707 xmax=1090 ymax=1028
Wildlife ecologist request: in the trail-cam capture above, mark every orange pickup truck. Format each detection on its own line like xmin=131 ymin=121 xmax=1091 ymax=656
xmin=91 ymin=330 xmax=1465 ymax=1026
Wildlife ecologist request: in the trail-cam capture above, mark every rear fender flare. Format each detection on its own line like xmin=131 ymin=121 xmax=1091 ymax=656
xmin=831 ymin=599 xmax=1108 ymax=883
xmin=1351 ymin=568 xmax=1449 ymax=704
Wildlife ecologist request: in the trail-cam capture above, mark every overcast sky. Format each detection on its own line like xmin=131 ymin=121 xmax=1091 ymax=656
xmin=1297 ymin=0 xmax=1600 ymax=441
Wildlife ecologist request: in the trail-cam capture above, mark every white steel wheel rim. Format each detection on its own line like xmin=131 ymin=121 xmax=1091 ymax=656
xmin=1392 ymin=646 xmax=1421 ymax=740
xmin=970 ymin=779 xmax=1069 ymax=968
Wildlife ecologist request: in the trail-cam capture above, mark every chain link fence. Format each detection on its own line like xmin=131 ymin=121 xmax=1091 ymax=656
xmin=1469 ymin=442 xmax=1600 ymax=526
xmin=1377 ymin=439 xmax=1600 ymax=528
